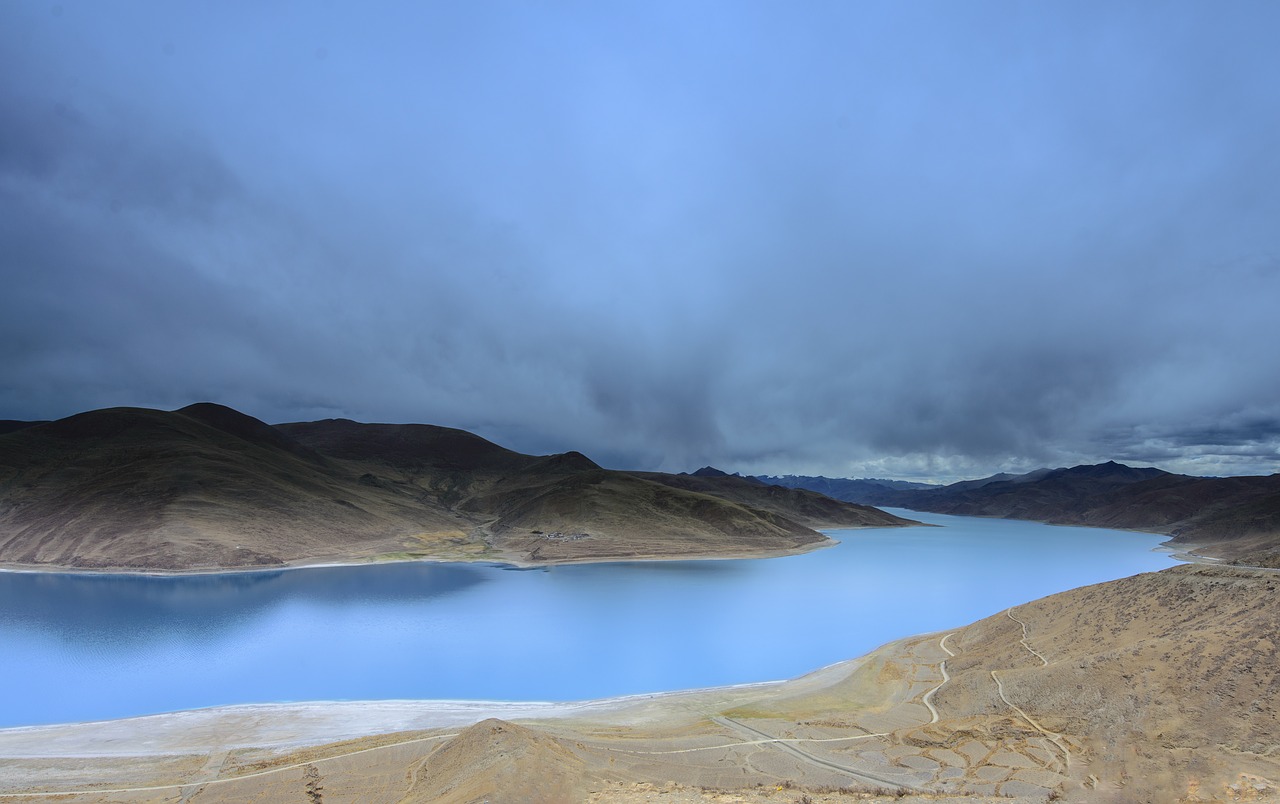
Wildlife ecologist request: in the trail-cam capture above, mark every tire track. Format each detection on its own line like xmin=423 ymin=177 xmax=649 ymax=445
xmin=710 ymin=716 xmax=917 ymax=791
xmin=1006 ymin=607 xmax=1049 ymax=666
xmin=920 ymin=632 xmax=955 ymax=724
xmin=991 ymin=607 xmax=1072 ymax=772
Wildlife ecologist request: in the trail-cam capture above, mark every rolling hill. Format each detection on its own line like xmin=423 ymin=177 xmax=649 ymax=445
xmin=630 ymin=467 xmax=912 ymax=531
xmin=0 ymin=404 xmax=915 ymax=572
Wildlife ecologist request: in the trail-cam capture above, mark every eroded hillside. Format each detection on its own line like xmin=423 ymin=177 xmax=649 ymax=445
xmin=0 ymin=404 xmax=914 ymax=571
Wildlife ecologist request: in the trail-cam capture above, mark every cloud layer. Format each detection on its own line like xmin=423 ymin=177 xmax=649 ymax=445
xmin=3 ymin=1 xmax=1279 ymax=481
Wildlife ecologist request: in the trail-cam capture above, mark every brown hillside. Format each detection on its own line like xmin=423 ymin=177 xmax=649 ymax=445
xmin=0 ymin=406 xmax=467 ymax=570
xmin=277 ymin=418 xmax=534 ymax=473
xmin=471 ymin=467 xmax=830 ymax=563
xmin=399 ymin=719 xmax=587 ymax=804
xmin=631 ymin=470 xmax=920 ymax=530
xmin=0 ymin=405 xmax=912 ymax=571
xmin=928 ymin=564 xmax=1280 ymax=801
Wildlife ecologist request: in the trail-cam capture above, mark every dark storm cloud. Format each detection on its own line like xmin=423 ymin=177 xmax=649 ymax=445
xmin=0 ymin=94 xmax=239 ymax=218
xmin=3 ymin=1 xmax=1279 ymax=481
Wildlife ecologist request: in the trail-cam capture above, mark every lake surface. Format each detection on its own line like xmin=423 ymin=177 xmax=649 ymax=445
xmin=0 ymin=510 xmax=1176 ymax=728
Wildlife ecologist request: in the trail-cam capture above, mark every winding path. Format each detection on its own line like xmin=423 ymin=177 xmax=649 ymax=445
xmin=710 ymin=715 xmax=916 ymax=791
xmin=992 ymin=607 xmax=1073 ymax=772
xmin=920 ymin=632 xmax=955 ymax=724
xmin=603 ymin=727 xmax=891 ymax=755
xmin=1007 ymin=607 xmax=1049 ymax=666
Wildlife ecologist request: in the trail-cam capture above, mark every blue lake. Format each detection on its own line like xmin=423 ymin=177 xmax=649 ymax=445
xmin=0 ymin=510 xmax=1177 ymax=728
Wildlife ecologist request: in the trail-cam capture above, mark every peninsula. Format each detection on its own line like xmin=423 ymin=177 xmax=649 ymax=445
xmin=0 ymin=403 xmax=914 ymax=573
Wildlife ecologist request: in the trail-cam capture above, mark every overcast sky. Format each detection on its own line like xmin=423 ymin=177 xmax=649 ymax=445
xmin=3 ymin=2 xmax=1279 ymax=482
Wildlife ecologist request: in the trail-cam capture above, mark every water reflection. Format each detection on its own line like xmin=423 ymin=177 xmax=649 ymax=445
xmin=0 ymin=562 xmax=487 ymax=647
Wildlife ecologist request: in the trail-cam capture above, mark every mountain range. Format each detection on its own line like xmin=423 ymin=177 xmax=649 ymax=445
xmin=0 ymin=404 xmax=914 ymax=572
xmin=774 ymin=461 xmax=1280 ymax=566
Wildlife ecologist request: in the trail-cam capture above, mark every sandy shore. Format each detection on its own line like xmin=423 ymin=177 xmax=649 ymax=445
xmin=0 ymin=662 xmax=847 ymax=758
xmin=0 ymin=533 xmax=845 ymax=577
xmin=0 ymin=640 xmax=936 ymax=799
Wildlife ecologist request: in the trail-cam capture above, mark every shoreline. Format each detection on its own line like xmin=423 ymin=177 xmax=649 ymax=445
xmin=0 ymin=514 xmax=1268 ymax=800
xmin=0 ymin=516 xmax=1186 ymax=743
xmin=0 ymin=530 xmax=850 ymax=578
xmin=0 ymin=638 xmax=892 ymax=757
xmin=4 ymin=565 xmax=1275 ymax=801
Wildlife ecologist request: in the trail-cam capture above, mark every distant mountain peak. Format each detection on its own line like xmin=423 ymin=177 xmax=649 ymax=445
xmin=1054 ymin=461 xmax=1168 ymax=482
xmin=690 ymin=466 xmax=729 ymax=477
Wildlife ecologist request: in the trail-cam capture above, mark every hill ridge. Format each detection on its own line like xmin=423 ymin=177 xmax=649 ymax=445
xmin=0 ymin=404 xmax=915 ymax=572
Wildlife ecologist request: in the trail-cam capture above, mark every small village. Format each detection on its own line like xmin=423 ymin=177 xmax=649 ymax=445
xmin=533 ymin=530 xmax=592 ymax=541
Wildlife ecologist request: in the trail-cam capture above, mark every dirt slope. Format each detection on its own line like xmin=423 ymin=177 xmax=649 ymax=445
xmin=630 ymin=470 xmax=919 ymax=530
xmin=925 ymin=564 xmax=1280 ymax=801
xmin=398 ymin=719 xmax=587 ymax=804
xmin=0 ymin=405 xmax=914 ymax=571
xmin=0 ymin=405 xmax=467 ymax=570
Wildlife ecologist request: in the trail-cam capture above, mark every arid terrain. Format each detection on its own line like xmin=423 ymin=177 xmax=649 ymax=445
xmin=0 ymin=404 xmax=913 ymax=572
xmin=1 ymin=562 xmax=1275 ymax=803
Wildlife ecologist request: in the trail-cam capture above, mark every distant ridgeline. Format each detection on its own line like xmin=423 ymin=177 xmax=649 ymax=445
xmin=755 ymin=474 xmax=936 ymax=500
xmin=768 ymin=461 xmax=1280 ymax=567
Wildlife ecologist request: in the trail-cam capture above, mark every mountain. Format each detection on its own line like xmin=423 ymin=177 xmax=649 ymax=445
xmin=882 ymin=460 xmax=1173 ymax=519
xmin=0 ymin=405 xmax=914 ymax=572
xmin=936 ymin=466 xmax=1055 ymax=492
xmin=780 ymin=462 xmax=1280 ymax=566
xmin=630 ymin=468 xmax=916 ymax=531
xmin=0 ymin=405 xmax=467 ymax=570
xmin=0 ymin=420 xmax=46 ymax=435
xmin=888 ymin=462 xmax=1280 ymax=566
xmin=277 ymin=424 xmax=917 ymax=565
xmin=755 ymin=474 xmax=936 ymax=504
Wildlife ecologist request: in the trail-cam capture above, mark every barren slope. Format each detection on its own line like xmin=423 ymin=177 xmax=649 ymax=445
xmin=0 ymin=404 xmax=471 ymax=570
xmin=0 ymin=405 xmax=911 ymax=571
xmin=630 ymin=469 xmax=919 ymax=530
xmin=280 ymin=418 xmax=840 ymax=564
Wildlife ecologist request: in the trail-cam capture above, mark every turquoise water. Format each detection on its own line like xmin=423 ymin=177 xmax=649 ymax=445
xmin=0 ymin=511 xmax=1175 ymax=728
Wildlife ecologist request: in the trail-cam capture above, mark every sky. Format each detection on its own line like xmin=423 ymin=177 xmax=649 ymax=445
xmin=2 ymin=1 xmax=1279 ymax=483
